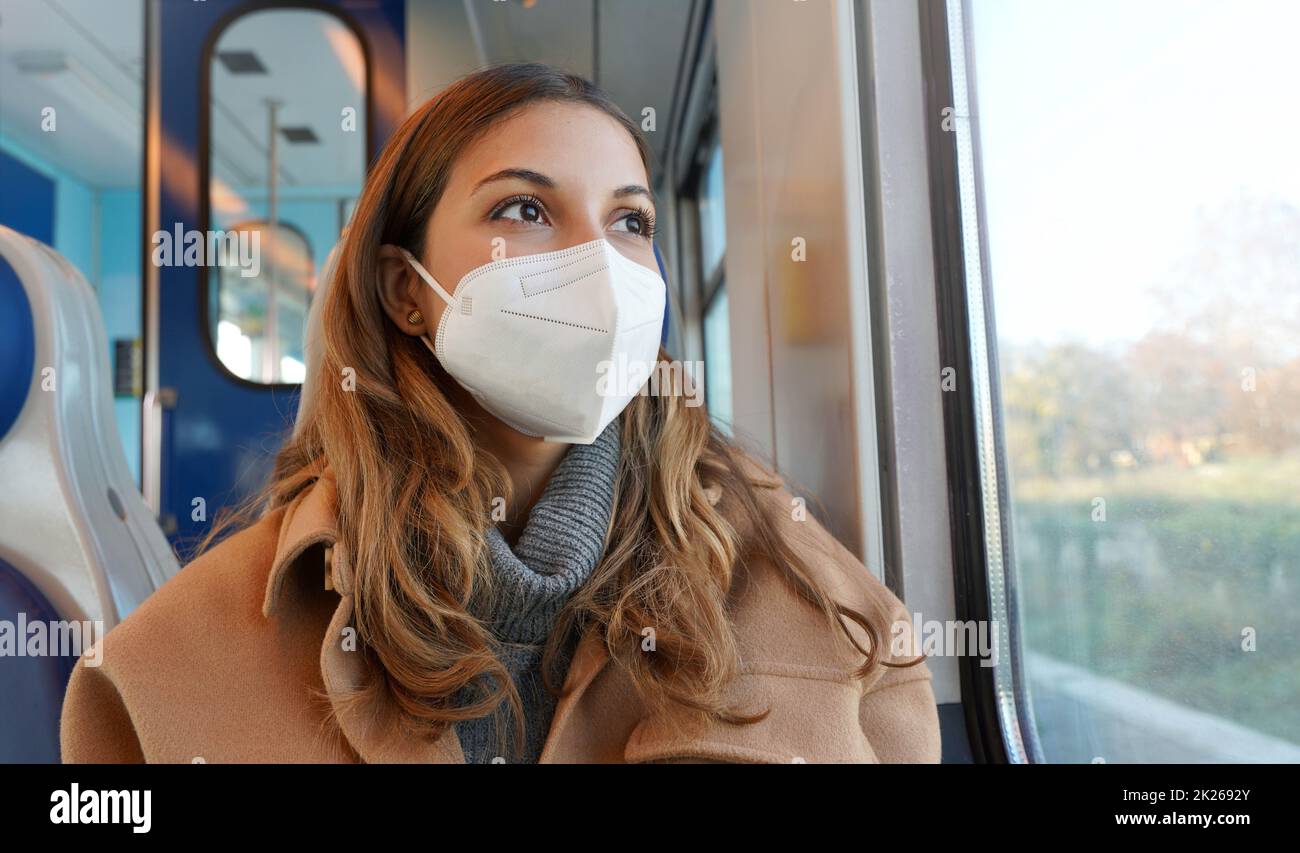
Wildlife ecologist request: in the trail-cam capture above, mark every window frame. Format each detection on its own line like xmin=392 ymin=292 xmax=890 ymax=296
xmin=209 ymin=217 xmax=316 ymax=384
xmin=690 ymin=122 xmax=726 ymax=310
xmin=700 ymin=280 xmax=729 ymax=418
xmin=679 ymin=89 xmax=725 ymax=300
xmin=676 ymin=77 xmax=729 ymax=420
xmin=918 ymin=0 xmax=1041 ymax=764
xmin=197 ymin=0 xmax=375 ymax=391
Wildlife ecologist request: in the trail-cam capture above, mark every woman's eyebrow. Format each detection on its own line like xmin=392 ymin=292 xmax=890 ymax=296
xmin=471 ymin=167 xmax=555 ymax=195
xmin=472 ymin=169 xmax=655 ymax=206
xmin=613 ymin=184 xmax=654 ymax=204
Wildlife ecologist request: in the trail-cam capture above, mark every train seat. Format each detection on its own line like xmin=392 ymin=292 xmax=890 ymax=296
xmin=0 ymin=225 xmax=179 ymax=762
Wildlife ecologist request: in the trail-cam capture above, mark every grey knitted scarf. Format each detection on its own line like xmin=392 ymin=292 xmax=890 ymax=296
xmin=455 ymin=418 xmax=621 ymax=763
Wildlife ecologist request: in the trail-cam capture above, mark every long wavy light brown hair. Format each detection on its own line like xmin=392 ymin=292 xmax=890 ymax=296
xmin=219 ymin=62 xmax=919 ymax=758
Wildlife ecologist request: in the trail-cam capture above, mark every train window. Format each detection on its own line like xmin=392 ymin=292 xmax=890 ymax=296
xmin=697 ymin=143 xmax=727 ymax=286
xmin=212 ymin=221 xmax=313 ymax=383
xmin=948 ymin=0 xmax=1300 ymax=761
xmin=206 ymin=8 xmax=366 ymax=384
xmin=694 ymin=138 xmax=731 ymax=432
xmin=702 ymin=286 xmax=733 ymax=431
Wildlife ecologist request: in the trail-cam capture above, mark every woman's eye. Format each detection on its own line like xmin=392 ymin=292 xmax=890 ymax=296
xmin=493 ymin=199 xmax=548 ymax=225
xmin=611 ymin=210 xmax=655 ymax=239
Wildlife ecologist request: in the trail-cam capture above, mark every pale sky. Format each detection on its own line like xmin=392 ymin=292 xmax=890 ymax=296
xmin=967 ymin=0 xmax=1300 ymax=350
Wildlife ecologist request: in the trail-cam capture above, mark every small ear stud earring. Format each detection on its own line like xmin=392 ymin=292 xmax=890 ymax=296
xmin=406 ymin=308 xmax=424 ymax=326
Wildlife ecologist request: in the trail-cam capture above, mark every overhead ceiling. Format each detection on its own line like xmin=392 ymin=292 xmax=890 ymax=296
xmin=0 ymin=0 xmax=370 ymax=194
xmin=463 ymin=0 xmax=697 ymax=184
xmin=0 ymin=0 xmax=143 ymax=189
xmin=209 ymin=8 xmax=367 ymax=193
xmin=0 ymin=0 xmax=699 ymax=192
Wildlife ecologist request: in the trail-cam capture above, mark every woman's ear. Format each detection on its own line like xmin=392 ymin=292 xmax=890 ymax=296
xmin=376 ymin=243 xmax=435 ymax=336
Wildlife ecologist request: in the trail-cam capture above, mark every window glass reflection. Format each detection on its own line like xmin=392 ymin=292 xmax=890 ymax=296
xmin=965 ymin=0 xmax=1300 ymax=761
xmin=208 ymin=8 xmax=365 ymax=384
xmin=703 ymin=286 xmax=732 ymax=434
xmin=698 ymin=144 xmax=727 ymax=281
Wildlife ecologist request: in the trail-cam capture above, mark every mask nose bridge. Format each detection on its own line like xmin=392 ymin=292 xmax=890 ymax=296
xmin=537 ymin=236 xmax=609 ymax=272
xmin=516 ymin=239 xmax=614 ymax=297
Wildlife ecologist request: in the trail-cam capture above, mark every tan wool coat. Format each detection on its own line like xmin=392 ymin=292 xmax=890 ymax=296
xmin=60 ymin=459 xmax=942 ymax=764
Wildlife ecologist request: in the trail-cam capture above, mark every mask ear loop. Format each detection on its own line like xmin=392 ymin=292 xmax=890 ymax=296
xmin=397 ymin=248 xmax=453 ymax=359
xmin=398 ymin=247 xmax=456 ymax=306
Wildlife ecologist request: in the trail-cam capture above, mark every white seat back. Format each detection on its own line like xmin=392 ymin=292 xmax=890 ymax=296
xmin=0 ymin=225 xmax=179 ymax=628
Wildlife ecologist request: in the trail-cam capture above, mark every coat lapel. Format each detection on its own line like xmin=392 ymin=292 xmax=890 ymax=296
xmin=261 ymin=478 xmax=459 ymax=762
xmin=318 ymin=590 xmax=466 ymax=763
xmin=537 ymin=626 xmax=611 ymax=763
xmin=264 ymin=475 xmax=613 ymax=764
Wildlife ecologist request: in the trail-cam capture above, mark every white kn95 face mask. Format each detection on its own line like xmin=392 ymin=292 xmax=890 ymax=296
xmin=398 ymin=238 xmax=666 ymax=444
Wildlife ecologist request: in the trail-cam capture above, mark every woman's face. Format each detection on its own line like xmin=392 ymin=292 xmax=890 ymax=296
xmin=378 ymin=100 xmax=658 ymax=340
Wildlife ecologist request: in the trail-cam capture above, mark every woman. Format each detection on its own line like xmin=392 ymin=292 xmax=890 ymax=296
xmin=60 ymin=62 xmax=940 ymax=764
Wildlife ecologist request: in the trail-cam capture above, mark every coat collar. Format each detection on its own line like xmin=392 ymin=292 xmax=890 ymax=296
xmin=261 ymin=473 xmax=615 ymax=764
xmin=253 ymin=470 xmax=852 ymax=764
